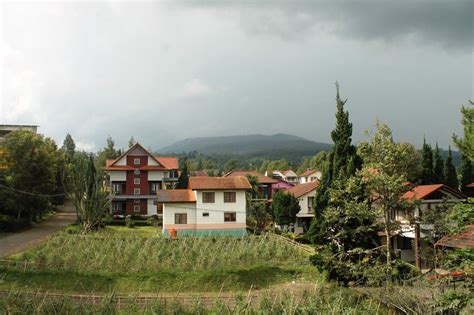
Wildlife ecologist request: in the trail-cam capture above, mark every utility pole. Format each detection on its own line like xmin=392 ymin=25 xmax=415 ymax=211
xmin=414 ymin=222 xmax=421 ymax=270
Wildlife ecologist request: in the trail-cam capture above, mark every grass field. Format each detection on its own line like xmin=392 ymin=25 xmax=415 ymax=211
xmin=0 ymin=229 xmax=319 ymax=294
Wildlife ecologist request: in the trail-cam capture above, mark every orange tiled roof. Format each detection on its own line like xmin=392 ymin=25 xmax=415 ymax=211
xmin=287 ymin=180 xmax=320 ymax=198
xmin=224 ymin=170 xmax=277 ymax=184
xmin=402 ymin=184 xmax=466 ymax=201
xmin=436 ymin=225 xmax=474 ymax=249
xmin=299 ymin=169 xmax=319 ymax=177
xmin=157 ymin=189 xmax=196 ymax=203
xmin=189 ymin=176 xmax=252 ymax=190
xmin=155 ymin=157 xmax=179 ymax=169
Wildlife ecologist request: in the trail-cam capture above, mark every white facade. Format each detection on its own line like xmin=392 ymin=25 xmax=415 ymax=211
xmin=148 ymin=171 xmax=164 ymax=181
xmin=299 ymin=171 xmax=322 ymax=184
xmin=109 ymin=171 xmax=126 ymax=181
xmin=162 ymin=190 xmax=247 ymax=236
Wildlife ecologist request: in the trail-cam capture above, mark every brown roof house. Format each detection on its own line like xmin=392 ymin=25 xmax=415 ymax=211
xmin=156 ymin=176 xmax=251 ymax=236
xmin=287 ymin=180 xmax=320 ymax=233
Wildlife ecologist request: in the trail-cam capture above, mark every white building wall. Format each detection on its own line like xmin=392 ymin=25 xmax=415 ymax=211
xmin=195 ymin=190 xmax=247 ymax=225
xmin=148 ymin=157 xmax=159 ymax=165
xmin=297 ymin=190 xmax=317 ymax=215
xmin=114 ymin=157 xmax=126 ymax=166
xmin=148 ymin=171 xmax=164 ymax=181
xmin=109 ymin=171 xmax=126 ymax=181
xmin=163 ymin=203 xmax=197 ymax=225
xmin=147 ymin=199 xmax=157 ymax=215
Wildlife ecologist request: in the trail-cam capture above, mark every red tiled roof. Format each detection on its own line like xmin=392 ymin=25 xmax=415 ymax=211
xmin=155 ymin=157 xmax=179 ymax=169
xmin=287 ymin=180 xmax=320 ymax=198
xmin=224 ymin=170 xmax=277 ymax=184
xmin=402 ymin=184 xmax=466 ymax=201
xmin=281 ymin=170 xmax=296 ymax=176
xmin=436 ymin=225 xmax=474 ymax=249
xmin=466 ymin=183 xmax=474 ymax=188
xmin=299 ymin=169 xmax=320 ymax=177
xmin=189 ymin=176 xmax=252 ymax=190
xmin=140 ymin=165 xmax=169 ymax=171
xmin=192 ymin=170 xmax=209 ymax=177
xmin=104 ymin=143 xmax=178 ymax=170
xmin=157 ymin=189 xmax=196 ymax=203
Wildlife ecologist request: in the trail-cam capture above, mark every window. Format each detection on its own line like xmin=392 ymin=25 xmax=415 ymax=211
xmin=224 ymin=212 xmax=236 ymax=222
xmin=398 ymin=237 xmax=412 ymax=250
xmin=202 ymin=192 xmax=215 ymax=203
xmin=224 ymin=192 xmax=236 ymax=203
xmin=134 ymin=158 xmax=140 ymax=165
xmin=134 ymin=188 xmax=140 ymax=195
xmin=112 ymin=202 xmax=124 ymax=211
xmin=202 ymin=212 xmax=209 ymax=217
xmin=134 ymin=199 xmax=140 ymax=204
xmin=134 ymin=169 xmax=140 ymax=175
xmin=175 ymin=213 xmax=187 ymax=224
xmin=111 ymin=183 xmax=123 ymax=194
xmin=134 ymin=178 xmax=140 ymax=185
xmin=134 ymin=205 xmax=141 ymax=212
xmin=308 ymin=196 xmax=315 ymax=211
xmin=150 ymin=182 xmax=162 ymax=193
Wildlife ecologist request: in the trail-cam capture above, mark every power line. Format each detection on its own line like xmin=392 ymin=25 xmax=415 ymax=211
xmin=0 ymin=184 xmax=69 ymax=197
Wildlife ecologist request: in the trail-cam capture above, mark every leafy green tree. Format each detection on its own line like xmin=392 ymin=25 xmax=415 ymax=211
xmin=71 ymin=154 xmax=110 ymax=233
xmin=272 ymin=190 xmax=300 ymax=227
xmin=433 ymin=143 xmax=444 ymax=183
xmin=459 ymin=155 xmax=473 ymax=191
xmin=96 ymin=136 xmax=119 ymax=169
xmin=1 ymin=131 xmax=59 ymax=222
xmin=176 ymin=158 xmax=189 ymax=189
xmin=358 ymin=123 xmax=415 ymax=267
xmin=453 ymin=100 xmax=474 ymax=160
xmin=444 ymin=146 xmax=458 ymax=188
xmin=245 ymin=175 xmax=272 ymax=232
xmin=421 ymin=138 xmax=434 ymax=184
xmin=128 ymin=137 xmax=135 ymax=148
xmin=62 ymin=133 xmax=76 ymax=163
xmin=310 ymin=175 xmax=379 ymax=284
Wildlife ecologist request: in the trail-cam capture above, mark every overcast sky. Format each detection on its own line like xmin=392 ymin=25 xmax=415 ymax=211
xmin=1 ymin=0 xmax=472 ymax=152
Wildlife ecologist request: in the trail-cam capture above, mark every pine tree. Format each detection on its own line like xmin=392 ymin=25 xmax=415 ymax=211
xmin=453 ymin=100 xmax=474 ymax=161
xmin=176 ymin=159 xmax=189 ymax=189
xmin=459 ymin=154 xmax=473 ymax=192
xmin=444 ymin=146 xmax=458 ymax=189
xmin=62 ymin=133 xmax=76 ymax=162
xmin=432 ymin=142 xmax=444 ymax=183
xmin=308 ymin=83 xmax=359 ymax=244
xmin=421 ymin=138 xmax=434 ymax=184
xmin=128 ymin=137 xmax=135 ymax=148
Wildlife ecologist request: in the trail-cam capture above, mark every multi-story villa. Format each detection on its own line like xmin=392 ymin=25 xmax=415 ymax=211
xmin=104 ymin=142 xmax=179 ymax=215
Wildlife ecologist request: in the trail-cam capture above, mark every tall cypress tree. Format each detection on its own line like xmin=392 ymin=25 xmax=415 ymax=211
xmin=421 ymin=138 xmax=434 ymax=184
xmin=176 ymin=159 xmax=189 ymax=189
xmin=432 ymin=142 xmax=444 ymax=184
xmin=459 ymin=154 xmax=473 ymax=192
xmin=309 ymin=83 xmax=358 ymax=244
xmin=444 ymin=146 xmax=458 ymax=189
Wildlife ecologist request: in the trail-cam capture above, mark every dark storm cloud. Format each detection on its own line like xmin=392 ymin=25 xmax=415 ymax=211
xmin=187 ymin=0 xmax=473 ymax=50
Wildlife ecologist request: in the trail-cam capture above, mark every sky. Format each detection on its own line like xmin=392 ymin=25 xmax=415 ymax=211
xmin=1 ymin=0 xmax=472 ymax=152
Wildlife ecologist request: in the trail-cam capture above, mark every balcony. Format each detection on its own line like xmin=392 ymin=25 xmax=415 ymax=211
xmin=163 ymin=171 xmax=179 ymax=181
xmin=111 ymin=182 xmax=126 ymax=195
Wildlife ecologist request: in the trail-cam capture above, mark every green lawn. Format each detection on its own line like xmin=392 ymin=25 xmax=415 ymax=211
xmin=0 ymin=230 xmax=319 ymax=294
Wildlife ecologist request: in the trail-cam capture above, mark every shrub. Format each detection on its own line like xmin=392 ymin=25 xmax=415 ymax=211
xmin=147 ymin=215 xmax=161 ymax=227
xmin=63 ymin=225 xmax=80 ymax=235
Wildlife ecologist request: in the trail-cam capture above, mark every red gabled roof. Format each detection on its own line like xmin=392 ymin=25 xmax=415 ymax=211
xmin=287 ymin=180 xmax=320 ymax=198
xmin=155 ymin=157 xmax=179 ymax=170
xmin=466 ymin=183 xmax=474 ymax=188
xmin=402 ymin=184 xmax=466 ymax=201
xmin=104 ymin=143 xmax=178 ymax=171
xmin=189 ymin=176 xmax=252 ymax=190
xmin=224 ymin=170 xmax=277 ymax=184
xmin=436 ymin=225 xmax=474 ymax=249
xmin=299 ymin=169 xmax=320 ymax=177
xmin=156 ymin=189 xmax=196 ymax=203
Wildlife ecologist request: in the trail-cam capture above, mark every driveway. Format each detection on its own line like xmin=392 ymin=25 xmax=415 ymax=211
xmin=0 ymin=201 xmax=77 ymax=258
